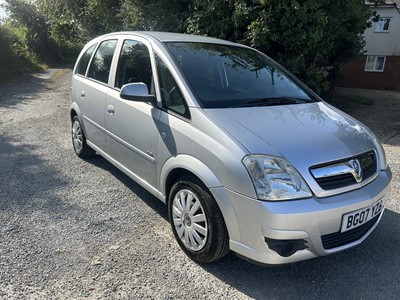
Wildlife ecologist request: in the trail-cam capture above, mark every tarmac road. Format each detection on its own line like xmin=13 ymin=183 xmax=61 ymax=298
xmin=0 ymin=69 xmax=399 ymax=299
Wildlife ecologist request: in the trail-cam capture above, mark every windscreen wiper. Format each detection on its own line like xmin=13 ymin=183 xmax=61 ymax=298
xmin=231 ymin=97 xmax=313 ymax=108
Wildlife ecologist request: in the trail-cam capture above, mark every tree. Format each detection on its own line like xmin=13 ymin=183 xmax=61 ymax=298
xmin=119 ymin=0 xmax=189 ymax=32
xmin=36 ymin=0 xmax=84 ymax=43
xmin=84 ymin=0 xmax=123 ymax=35
xmin=0 ymin=23 xmax=41 ymax=80
xmin=4 ymin=0 xmax=59 ymax=60
xmin=37 ymin=0 xmax=189 ymax=40
xmin=187 ymin=0 xmax=238 ymax=40
xmin=2 ymin=0 xmax=381 ymax=94
xmin=37 ymin=0 xmax=121 ymax=41
xmin=188 ymin=0 xmax=376 ymax=95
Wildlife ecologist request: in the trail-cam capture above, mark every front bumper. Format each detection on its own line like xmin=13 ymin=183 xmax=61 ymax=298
xmin=211 ymin=169 xmax=392 ymax=265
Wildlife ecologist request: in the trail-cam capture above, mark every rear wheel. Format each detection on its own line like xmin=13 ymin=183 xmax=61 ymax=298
xmin=71 ymin=116 xmax=95 ymax=158
xmin=168 ymin=175 xmax=229 ymax=263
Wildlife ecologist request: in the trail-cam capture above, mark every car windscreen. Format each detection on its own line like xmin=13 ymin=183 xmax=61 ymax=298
xmin=166 ymin=42 xmax=316 ymax=108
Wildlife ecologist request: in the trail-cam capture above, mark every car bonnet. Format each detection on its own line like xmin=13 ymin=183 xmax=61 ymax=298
xmin=205 ymin=102 xmax=377 ymax=184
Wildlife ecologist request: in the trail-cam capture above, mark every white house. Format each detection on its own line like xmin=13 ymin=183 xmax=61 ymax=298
xmin=340 ymin=1 xmax=400 ymax=90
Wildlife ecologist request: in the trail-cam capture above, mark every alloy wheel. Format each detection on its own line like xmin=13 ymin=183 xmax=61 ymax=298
xmin=171 ymin=189 xmax=208 ymax=251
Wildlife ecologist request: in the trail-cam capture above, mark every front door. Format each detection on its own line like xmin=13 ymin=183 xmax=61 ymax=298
xmin=105 ymin=39 xmax=161 ymax=191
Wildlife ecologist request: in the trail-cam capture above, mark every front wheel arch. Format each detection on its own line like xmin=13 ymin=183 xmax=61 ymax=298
xmin=161 ymin=156 xmax=241 ymax=243
xmin=160 ymin=155 xmax=221 ymax=200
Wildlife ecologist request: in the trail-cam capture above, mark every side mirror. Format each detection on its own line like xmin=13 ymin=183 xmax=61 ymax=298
xmin=120 ymin=82 xmax=156 ymax=105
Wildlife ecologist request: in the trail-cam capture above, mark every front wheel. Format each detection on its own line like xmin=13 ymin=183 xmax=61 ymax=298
xmin=168 ymin=176 xmax=229 ymax=263
xmin=71 ymin=116 xmax=95 ymax=158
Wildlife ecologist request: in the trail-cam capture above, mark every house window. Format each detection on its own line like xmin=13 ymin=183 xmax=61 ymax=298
xmin=374 ymin=18 xmax=391 ymax=32
xmin=365 ymin=56 xmax=386 ymax=72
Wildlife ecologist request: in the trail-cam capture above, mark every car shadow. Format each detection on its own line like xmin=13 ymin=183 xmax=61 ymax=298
xmin=200 ymin=209 xmax=400 ymax=299
xmin=82 ymin=154 xmax=400 ymax=299
xmin=0 ymin=71 xmax=54 ymax=109
xmin=82 ymin=154 xmax=169 ymax=221
xmin=0 ymin=134 xmax=78 ymax=215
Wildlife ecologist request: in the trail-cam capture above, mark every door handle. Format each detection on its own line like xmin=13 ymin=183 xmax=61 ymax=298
xmin=107 ymin=104 xmax=115 ymax=116
xmin=80 ymin=90 xmax=85 ymax=98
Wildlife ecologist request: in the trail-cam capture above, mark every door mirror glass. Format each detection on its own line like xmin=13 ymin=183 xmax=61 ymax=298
xmin=120 ymin=82 xmax=156 ymax=104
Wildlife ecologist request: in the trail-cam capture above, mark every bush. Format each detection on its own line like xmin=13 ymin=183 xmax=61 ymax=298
xmin=0 ymin=23 xmax=44 ymax=83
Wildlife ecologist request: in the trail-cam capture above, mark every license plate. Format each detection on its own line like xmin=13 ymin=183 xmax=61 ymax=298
xmin=341 ymin=199 xmax=384 ymax=233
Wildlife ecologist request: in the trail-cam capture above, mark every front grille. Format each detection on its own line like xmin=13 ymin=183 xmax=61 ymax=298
xmin=315 ymin=173 xmax=354 ymax=190
xmin=311 ymin=151 xmax=377 ymax=190
xmin=321 ymin=214 xmax=380 ymax=250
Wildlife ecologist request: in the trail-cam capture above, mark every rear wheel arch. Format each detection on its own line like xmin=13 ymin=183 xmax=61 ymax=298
xmin=71 ymin=115 xmax=95 ymax=158
xmin=70 ymin=109 xmax=78 ymax=120
xmin=70 ymin=105 xmax=88 ymax=137
xmin=70 ymin=102 xmax=81 ymax=120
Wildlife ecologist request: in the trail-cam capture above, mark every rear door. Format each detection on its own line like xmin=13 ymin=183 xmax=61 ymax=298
xmin=79 ymin=39 xmax=118 ymax=152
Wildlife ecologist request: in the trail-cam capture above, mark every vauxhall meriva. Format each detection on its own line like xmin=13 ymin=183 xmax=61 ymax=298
xmin=70 ymin=32 xmax=392 ymax=265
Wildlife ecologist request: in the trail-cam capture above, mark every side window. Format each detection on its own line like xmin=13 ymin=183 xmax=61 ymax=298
xmin=76 ymin=44 xmax=96 ymax=76
xmin=156 ymin=54 xmax=189 ymax=119
xmin=115 ymin=40 xmax=153 ymax=92
xmin=88 ymin=39 xmax=118 ymax=84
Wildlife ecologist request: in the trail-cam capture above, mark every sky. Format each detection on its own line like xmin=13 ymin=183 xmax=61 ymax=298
xmin=0 ymin=0 xmax=7 ymax=19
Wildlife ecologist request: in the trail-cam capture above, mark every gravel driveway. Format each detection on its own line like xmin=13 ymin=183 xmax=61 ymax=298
xmin=0 ymin=69 xmax=399 ymax=299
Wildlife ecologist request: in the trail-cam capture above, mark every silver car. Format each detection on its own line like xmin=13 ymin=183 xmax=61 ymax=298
xmin=70 ymin=32 xmax=392 ymax=265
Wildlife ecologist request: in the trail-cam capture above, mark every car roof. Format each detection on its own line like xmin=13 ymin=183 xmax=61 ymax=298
xmin=98 ymin=31 xmax=240 ymax=46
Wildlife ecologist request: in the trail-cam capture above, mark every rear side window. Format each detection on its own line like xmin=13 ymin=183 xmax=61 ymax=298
xmin=88 ymin=40 xmax=118 ymax=84
xmin=76 ymin=44 xmax=96 ymax=76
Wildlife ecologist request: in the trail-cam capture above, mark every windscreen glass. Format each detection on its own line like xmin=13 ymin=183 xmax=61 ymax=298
xmin=166 ymin=42 xmax=315 ymax=108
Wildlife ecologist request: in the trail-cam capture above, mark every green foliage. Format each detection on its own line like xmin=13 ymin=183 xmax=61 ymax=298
xmin=188 ymin=0 xmax=375 ymax=94
xmin=244 ymin=0 xmax=372 ymax=93
xmin=36 ymin=0 xmax=82 ymax=43
xmin=36 ymin=0 xmax=189 ymax=39
xmin=83 ymin=0 xmax=123 ymax=34
xmin=0 ymin=0 xmax=379 ymax=93
xmin=4 ymin=0 xmax=60 ymax=60
xmin=119 ymin=0 xmax=189 ymax=32
xmin=36 ymin=0 xmax=86 ymax=61
xmin=0 ymin=23 xmax=44 ymax=82
xmin=187 ymin=0 xmax=238 ymax=39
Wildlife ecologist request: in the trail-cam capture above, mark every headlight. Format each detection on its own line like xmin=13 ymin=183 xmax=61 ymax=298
xmin=243 ymin=155 xmax=312 ymax=201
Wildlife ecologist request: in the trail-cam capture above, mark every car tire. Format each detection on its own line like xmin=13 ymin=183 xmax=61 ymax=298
xmin=71 ymin=116 xmax=95 ymax=158
xmin=168 ymin=175 xmax=229 ymax=263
